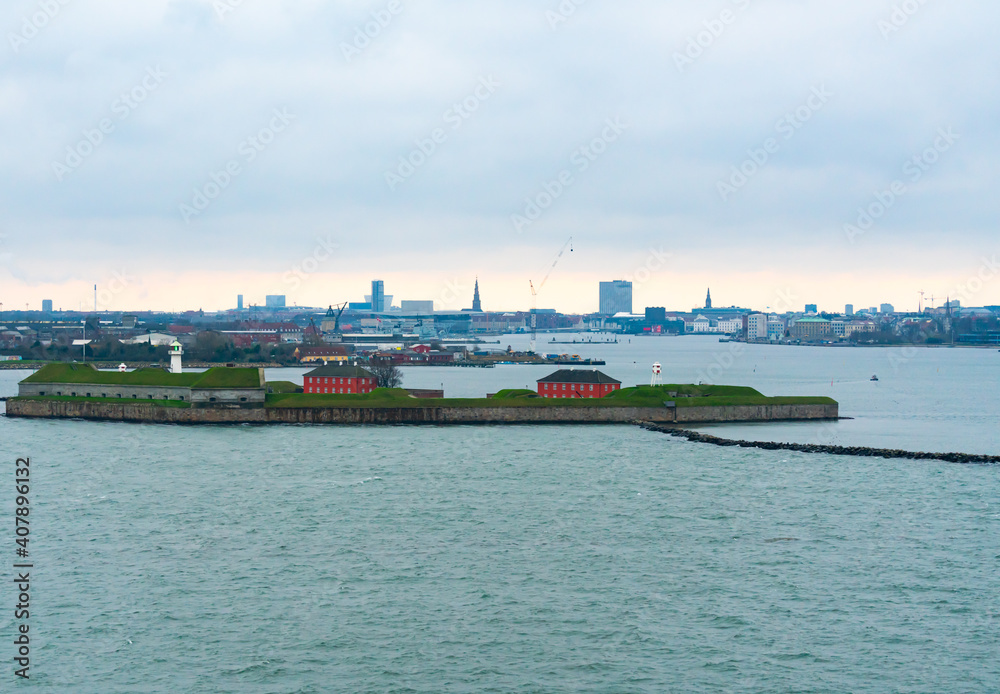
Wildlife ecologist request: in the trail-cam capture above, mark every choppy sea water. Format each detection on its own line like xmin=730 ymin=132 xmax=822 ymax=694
xmin=1 ymin=338 xmax=998 ymax=692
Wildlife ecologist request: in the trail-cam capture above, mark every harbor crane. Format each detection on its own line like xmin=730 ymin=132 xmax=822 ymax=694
xmin=327 ymin=302 xmax=348 ymax=335
xmin=529 ymin=236 xmax=573 ymax=353
xmin=307 ymin=317 xmax=322 ymax=345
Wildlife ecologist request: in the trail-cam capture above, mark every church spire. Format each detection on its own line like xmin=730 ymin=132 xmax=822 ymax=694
xmin=472 ymin=277 xmax=482 ymax=312
xmin=705 ymin=288 xmax=712 ymax=309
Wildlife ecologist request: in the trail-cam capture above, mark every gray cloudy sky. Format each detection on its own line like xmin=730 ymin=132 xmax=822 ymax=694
xmin=1 ymin=0 xmax=997 ymax=313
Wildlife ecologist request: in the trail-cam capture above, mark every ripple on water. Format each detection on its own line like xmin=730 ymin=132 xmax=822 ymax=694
xmin=1 ymin=416 xmax=998 ymax=692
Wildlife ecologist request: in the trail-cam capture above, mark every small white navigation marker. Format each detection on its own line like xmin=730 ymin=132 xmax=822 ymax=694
xmin=651 ymin=362 xmax=662 ymax=386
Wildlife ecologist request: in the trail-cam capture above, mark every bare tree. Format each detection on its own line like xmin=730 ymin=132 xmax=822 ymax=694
xmin=368 ymin=361 xmax=403 ymax=389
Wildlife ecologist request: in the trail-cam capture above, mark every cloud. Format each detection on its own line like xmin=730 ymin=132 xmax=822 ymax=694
xmin=1 ymin=0 xmax=998 ymax=311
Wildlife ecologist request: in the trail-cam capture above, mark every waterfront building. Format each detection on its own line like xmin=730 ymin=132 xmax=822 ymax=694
xmin=242 ymin=322 xmax=302 ymax=342
xmin=401 ymin=300 xmax=434 ymax=314
xmin=303 ymin=364 xmax=376 ymax=395
xmin=747 ymin=313 xmax=768 ymax=340
xmin=717 ymin=318 xmax=742 ymax=334
xmin=220 ymin=330 xmax=281 ymax=348
xmin=294 ymin=346 xmax=351 ymax=364
xmin=645 ymin=307 xmax=667 ymax=324
xmin=845 ymin=320 xmax=877 ymax=337
xmin=599 ymin=280 xmax=632 ymax=315
xmin=687 ymin=306 xmax=754 ymax=319
xmin=537 ymin=369 xmax=622 ymax=399
xmin=767 ymin=317 xmax=785 ymax=340
xmin=470 ymin=312 xmax=527 ymax=334
xmin=363 ymin=293 xmax=394 ymax=312
xmin=120 ymin=332 xmax=176 ymax=347
xmin=692 ymin=315 xmax=711 ymax=332
xmin=792 ymin=317 xmax=832 ymax=339
xmin=371 ymin=280 xmax=385 ymax=312
xmin=831 ymin=320 xmax=846 ymax=337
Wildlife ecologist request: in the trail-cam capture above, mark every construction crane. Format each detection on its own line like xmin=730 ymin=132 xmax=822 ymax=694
xmin=307 ymin=317 xmax=322 ymax=345
xmin=303 ymin=316 xmax=323 ymax=345
xmin=529 ymin=236 xmax=573 ymax=354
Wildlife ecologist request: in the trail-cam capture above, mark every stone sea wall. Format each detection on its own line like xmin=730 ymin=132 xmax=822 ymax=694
xmin=263 ymin=406 xmax=674 ymax=425
xmin=5 ymin=399 xmax=838 ymax=425
xmin=5 ymin=399 xmax=267 ymax=423
xmin=675 ymin=404 xmax=837 ymax=423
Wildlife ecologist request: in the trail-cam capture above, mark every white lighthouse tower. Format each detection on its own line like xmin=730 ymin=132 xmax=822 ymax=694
xmin=651 ymin=362 xmax=662 ymax=386
xmin=169 ymin=340 xmax=184 ymax=374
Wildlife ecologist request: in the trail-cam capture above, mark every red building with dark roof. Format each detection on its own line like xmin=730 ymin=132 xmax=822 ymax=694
xmin=303 ymin=364 xmax=376 ymax=395
xmin=537 ymin=369 xmax=622 ymax=399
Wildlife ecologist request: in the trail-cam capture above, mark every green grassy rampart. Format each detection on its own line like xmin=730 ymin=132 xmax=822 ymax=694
xmin=20 ymin=363 xmax=260 ymax=388
xmin=190 ymin=368 xmax=261 ymax=389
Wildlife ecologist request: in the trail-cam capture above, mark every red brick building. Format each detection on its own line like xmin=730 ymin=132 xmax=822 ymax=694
xmin=303 ymin=364 xmax=376 ymax=395
xmin=537 ymin=369 xmax=622 ymax=398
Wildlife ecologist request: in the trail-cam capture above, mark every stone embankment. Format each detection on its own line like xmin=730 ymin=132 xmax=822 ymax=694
xmin=639 ymin=422 xmax=1000 ymax=465
xmin=4 ymin=399 xmax=837 ymax=425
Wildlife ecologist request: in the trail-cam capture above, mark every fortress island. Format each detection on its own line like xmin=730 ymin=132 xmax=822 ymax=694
xmin=6 ymin=359 xmax=838 ymax=426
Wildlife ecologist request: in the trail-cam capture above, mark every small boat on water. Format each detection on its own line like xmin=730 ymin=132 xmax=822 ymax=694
xmin=870 ymin=375 xmax=879 ymax=381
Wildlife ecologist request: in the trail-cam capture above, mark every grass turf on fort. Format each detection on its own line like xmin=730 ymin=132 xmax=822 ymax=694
xmin=22 ymin=363 xmax=260 ymax=388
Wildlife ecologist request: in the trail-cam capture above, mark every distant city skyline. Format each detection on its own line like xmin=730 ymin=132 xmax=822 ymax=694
xmin=6 ymin=268 xmax=990 ymax=316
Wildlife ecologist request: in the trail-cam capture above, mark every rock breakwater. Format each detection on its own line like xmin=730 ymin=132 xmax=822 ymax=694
xmin=639 ymin=422 xmax=1000 ymax=465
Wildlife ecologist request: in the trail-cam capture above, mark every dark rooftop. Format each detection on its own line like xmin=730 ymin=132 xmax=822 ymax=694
xmin=537 ymin=369 xmax=621 ymax=385
xmin=303 ymin=364 xmax=374 ymax=379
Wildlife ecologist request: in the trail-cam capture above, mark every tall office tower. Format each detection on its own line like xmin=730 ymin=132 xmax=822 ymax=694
xmin=371 ymin=280 xmax=385 ymax=312
xmin=599 ymin=280 xmax=633 ymax=315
